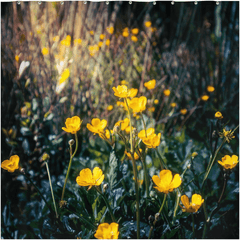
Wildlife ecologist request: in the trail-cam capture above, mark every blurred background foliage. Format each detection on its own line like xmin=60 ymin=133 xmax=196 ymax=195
xmin=1 ymin=1 xmax=239 ymax=239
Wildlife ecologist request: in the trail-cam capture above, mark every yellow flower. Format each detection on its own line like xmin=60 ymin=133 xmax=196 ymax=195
xmin=180 ymin=194 xmax=204 ymax=213
xmin=207 ymin=86 xmax=215 ymax=92
xmin=87 ymin=118 xmax=107 ymax=135
xmin=142 ymin=133 xmax=161 ymax=148
xmin=180 ymin=109 xmax=187 ymax=115
xmin=66 ymin=35 xmax=71 ymax=42
xmin=74 ymin=39 xmax=82 ymax=45
xmin=152 ymin=169 xmax=182 ymax=194
xmin=122 ymin=31 xmax=129 ymax=37
xmin=1 ymin=155 xmax=20 ymax=173
xmin=171 ymin=102 xmax=177 ymax=108
xmin=112 ymin=85 xmax=138 ymax=98
xmin=125 ymin=126 xmax=134 ymax=133
xmin=129 ymin=96 xmax=147 ymax=113
xmin=145 ymin=21 xmax=152 ymax=28
xmin=125 ymin=149 xmax=142 ymax=160
xmin=116 ymin=101 xmax=125 ymax=107
xmin=90 ymin=30 xmax=94 ymax=35
xmin=76 ymin=167 xmax=104 ymax=190
xmin=53 ymin=35 xmax=59 ymax=42
xmin=59 ymin=68 xmax=70 ymax=84
xmin=107 ymin=26 xmax=114 ymax=34
xmin=131 ymin=35 xmax=138 ymax=42
xmin=219 ymin=128 xmax=235 ymax=143
xmin=42 ymin=47 xmax=49 ymax=55
xmin=62 ymin=116 xmax=82 ymax=134
xmin=94 ymin=222 xmax=119 ymax=239
xmin=88 ymin=45 xmax=99 ymax=56
xmin=120 ymin=80 xmax=128 ymax=85
xmin=131 ymin=28 xmax=139 ymax=35
xmin=133 ymin=177 xmax=144 ymax=186
xmin=148 ymin=107 xmax=155 ymax=112
xmin=201 ymin=95 xmax=209 ymax=101
xmin=144 ymin=79 xmax=156 ymax=90
xmin=152 ymin=41 xmax=157 ymax=46
xmin=99 ymin=129 xmax=111 ymax=140
xmin=114 ymin=118 xmax=129 ymax=131
xmin=154 ymin=99 xmax=159 ymax=104
xmin=15 ymin=55 xmax=19 ymax=62
xmin=138 ymin=128 xmax=155 ymax=139
xmin=163 ymin=89 xmax=171 ymax=96
xmin=98 ymin=41 xmax=103 ymax=47
xmin=100 ymin=34 xmax=105 ymax=40
xmin=151 ymin=27 xmax=157 ymax=32
xmin=105 ymin=39 xmax=110 ymax=46
xmin=107 ymin=105 xmax=113 ymax=111
xmin=218 ymin=155 xmax=239 ymax=170
xmin=215 ymin=111 xmax=223 ymax=119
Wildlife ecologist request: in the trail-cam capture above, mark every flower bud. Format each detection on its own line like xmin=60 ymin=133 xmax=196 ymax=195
xmin=191 ymin=152 xmax=198 ymax=158
xmin=103 ymin=183 xmax=108 ymax=193
xmin=148 ymin=215 xmax=154 ymax=225
xmin=59 ymin=200 xmax=67 ymax=208
xmin=19 ymin=168 xmax=25 ymax=174
xmin=155 ymin=212 xmax=160 ymax=221
xmin=41 ymin=153 xmax=50 ymax=162
xmin=68 ymin=139 xmax=75 ymax=146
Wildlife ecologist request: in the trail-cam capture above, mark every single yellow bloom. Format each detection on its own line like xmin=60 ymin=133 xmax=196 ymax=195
xmin=163 ymin=89 xmax=171 ymax=96
xmin=107 ymin=26 xmax=114 ymax=34
xmin=112 ymin=85 xmax=138 ymax=98
xmin=66 ymin=35 xmax=71 ymax=42
xmin=138 ymin=128 xmax=155 ymax=139
xmin=180 ymin=109 xmax=187 ymax=115
xmin=154 ymin=99 xmax=159 ymax=104
xmin=120 ymin=80 xmax=128 ymax=85
xmin=129 ymin=96 xmax=147 ymax=113
xmin=180 ymin=194 xmax=204 ymax=213
xmin=99 ymin=34 xmax=105 ymax=40
xmin=131 ymin=28 xmax=139 ymax=35
xmin=59 ymin=68 xmax=70 ymax=84
xmin=171 ymin=102 xmax=177 ymax=108
xmin=142 ymin=133 xmax=161 ymax=148
xmin=152 ymin=169 xmax=182 ymax=194
xmin=201 ymin=95 xmax=209 ymax=101
xmin=219 ymin=128 xmax=235 ymax=143
xmin=107 ymin=105 xmax=113 ymax=111
xmin=88 ymin=45 xmax=99 ymax=56
xmin=98 ymin=129 xmax=111 ymax=140
xmin=215 ymin=111 xmax=223 ymax=119
xmin=192 ymin=152 xmax=198 ymax=158
xmin=131 ymin=35 xmax=138 ymax=42
xmin=90 ymin=30 xmax=94 ymax=35
xmin=98 ymin=41 xmax=103 ymax=47
xmin=42 ymin=47 xmax=49 ymax=55
xmin=148 ymin=107 xmax=155 ymax=112
xmin=76 ymin=167 xmax=104 ymax=190
xmin=125 ymin=149 xmax=142 ymax=160
xmin=144 ymin=79 xmax=156 ymax=90
xmin=62 ymin=116 xmax=82 ymax=134
xmin=125 ymin=126 xmax=134 ymax=134
xmin=122 ymin=31 xmax=129 ymax=37
xmin=207 ymin=86 xmax=215 ymax=92
xmin=105 ymin=39 xmax=110 ymax=46
xmin=87 ymin=118 xmax=107 ymax=135
xmin=218 ymin=155 xmax=239 ymax=170
xmin=94 ymin=222 xmax=119 ymax=239
xmin=145 ymin=21 xmax=152 ymax=28
xmin=114 ymin=118 xmax=129 ymax=131
xmin=15 ymin=55 xmax=19 ymax=62
xmin=74 ymin=39 xmax=82 ymax=45
xmin=116 ymin=101 xmax=125 ymax=107
xmin=1 ymin=155 xmax=20 ymax=173
xmin=151 ymin=27 xmax=157 ymax=32
xmin=152 ymin=41 xmax=157 ymax=46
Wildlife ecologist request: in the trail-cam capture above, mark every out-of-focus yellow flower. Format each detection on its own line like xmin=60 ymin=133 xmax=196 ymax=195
xmin=180 ymin=109 xmax=187 ymax=115
xmin=152 ymin=169 xmax=182 ymax=194
xmin=207 ymin=86 xmax=215 ymax=92
xmin=53 ymin=35 xmax=59 ymax=42
xmin=171 ymin=102 xmax=177 ymax=108
xmin=131 ymin=35 xmax=138 ymax=42
xmin=218 ymin=155 xmax=239 ymax=170
xmin=59 ymin=68 xmax=70 ymax=84
xmin=180 ymin=194 xmax=204 ymax=213
xmin=1 ymin=155 xmax=20 ymax=173
xmin=131 ymin=28 xmax=139 ymax=35
xmin=129 ymin=96 xmax=147 ymax=113
xmin=215 ymin=111 xmax=223 ymax=119
xmin=98 ymin=41 xmax=103 ymax=47
xmin=163 ymin=89 xmax=171 ymax=96
xmin=15 ymin=55 xmax=19 ymax=62
xmin=144 ymin=79 xmax=156 ymax=90
xmin=100 ymin=34 xmax=105 ymax=40
xmin=66 ymin=35 xmax=71 ymax=42
xmin=116 ymin=101 xmax=125 ymax=107
xmin=152 ymin=41 xmax=157 ymax=46
xmin=138 ymin=128 xmax=155 ymax=139
xmin=154 ymin=99 xmax=159 ymax=104
xmin=219 ymin=128 xmax=235 ymax=143
xmin=94 ymin=222 xmax=119 ymax=239
xmin=105 ymin=39 xmax=110 ymax=46
xmin=42 ymin=47 xmax=49 ymax=55
xmin=201 ymin=95 xmax=209 ymax=101
xmin=122 ymin=31 xmax=129 ymax=37
xmin=192 ymin=152 xmax=198 ymax=158
xmin=99 ymin=129 xmax=111 ymax=140
xmin=107 ymin=105 xmax=113 ymax=111
xmin=107 ymin=26 xmax=114 ymax=34
xmin=76 ymin=167 xmax=104 ymax=190
xmin=120 ymin=80 xmax=128 ymax=85
xmin=90 ymin=30 xmax=94 ymax=35
xmin=88 ymin=45 xmax=99 ymax=56
xmin=74 ymin=39 xmax=82 ymax=45
xmin=148 ymin=107 xmax=155 ymax=112
xmin=125 ymin=126 xmax=134 ymax=133
xmin=112 ymin=85 xmax=138 ymax=98
xmin=87 ymin=118 xmax=107 ymax=135
xmin=125 ymin=149 xmax=142 ymax=160
xmin=114 ymin=118 xmax=129 ymax=131
xmin=142 ymin=133 xmax=161 ymax=148
xmin=145 ymin=21 xmax=152 ymax=28
xmin=62 ymin=116 xmax=82 ymax=134
xmin=151 ymin=27 xmax=157 ymax=32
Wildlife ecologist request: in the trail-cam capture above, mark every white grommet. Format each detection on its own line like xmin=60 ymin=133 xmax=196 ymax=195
xmin=194 ymin=1 xmax=197 ymax=5
xmin=153 ymin=1 xmax=156 ymax=5
xmin=84 ymin=1 xmax=87 ymax=4
xmin=171 ymin=1 xmax=174 ymax=5
xmin=38 ymin=1 xmax=42 ymax=5
xmin=61 ymin=1 xmax=64 ymax=5
xmin=106 ymin=1 xmax=109 ymax=5
xmin=216 ymin=1 xmax=219 ymax=5
xmin=17 ymin=1 xmax=20 ymax=4
xmin=129 ymin=1 xmax=132 ymax=4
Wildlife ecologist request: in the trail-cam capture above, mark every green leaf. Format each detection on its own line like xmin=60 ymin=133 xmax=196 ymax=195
xmin=107 ymin=149 xmax=118 ymax=190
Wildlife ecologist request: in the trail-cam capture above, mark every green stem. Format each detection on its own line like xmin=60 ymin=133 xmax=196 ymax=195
xmin=141 ymin=150 xmax=150 ymax=198
xmin=61 ymin=133 xmax=78 ymax=202
xmin=45 ymin=161 xmax=58 ymax=218
xmin=95 ymin=187 xmax=116 ymax=222
xmin=172 ymin=190 xmax=180 ymax=224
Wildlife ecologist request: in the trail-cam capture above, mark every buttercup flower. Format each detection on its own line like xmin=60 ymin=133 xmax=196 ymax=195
xmin=76 ymin=167 xmax=104 ymax=190
xmin=99 ymin=34 xmax=105 ymax=40
xmin=125 ymin=126 xmax=134 ymax=134
xmin=112 ymin=85 xmax=138 ymax=98
xmin=99 ymin=129 xmax=111 ymax=140
xmin=148 ymin=107 xmax=155 ymax=112
xmin=94 ymin=222 xmax=119 ymax=239
xmin=42 ymin=47 xmax=49 ymax=55
xmin=120 ymin=80 xmax=128 ymax=85
xmin=154 ymin=99 xmax=159 ymax=104
xmin=152 ymin=169 xmax=182 ymax=194
xmin=122 ymin=28 xmax=129 ymax=38
xmin=145 ymin=21 xmax=152 ymax=28
xmin=138 ymin=128 xmax=155 ymax=139
xmin=1 ymin=155 xmax=20 ymax=173
xmin=125 ymin=149 xmax=142 ymax=160
xmin=15 ymin=55 xmax=19 ymax=62
xmin=163 ymin=89 xmax=171 ymax=96
xmin=90 ymin=30 xmax=94 ymax=35
xmin=180 ymin=109 xmax=187 ymax=115
xmin=180 ymin=194 xmax=204 ymax=213
xmin=114 ymin=118 xmax=130 ymax=131
xmin=142 ymin=133 xmax=161 ymax=148
xmin=129 ymin=96 xmax=147 ymax=113
xmin=98 ymin=42 xmax=103 ymax=47
xmin=144 ymin=79 xmax=156 ymax=90
xmin=74 ymin=39 xmax=82 ymax=45
xmin=87 ymin=118 xmax=107 ymax=135
xmin=107 ymin=26 xmax=114 ymax=34
xmin=131 ymin=28 xmax=139 ymax=35
xmin=59 ymin=68 xmax=70 ymax=84
xmin=201 ymin=95 xmax=209 ymax=101
xmin=62 ymin=116 xmax=82 ymax=134
xmin=218 ymin=155 xmax=239 ymax=170
xmin=107 ymin=105 xmax=113 ymax=111
xmin=131 ymin=36 xmax=138 ymax=42
xmin=207 ymin=86 xmax=215 ymax=92
xmin=219 ymin=128 xmax=235 ymax=143
xmin=105 ymin=39 xmax=110 ymax=46
xmin=215 ymin=111 xmax=223 ymax=119
xmin=171 ymin=102 xmax=177 ymax=108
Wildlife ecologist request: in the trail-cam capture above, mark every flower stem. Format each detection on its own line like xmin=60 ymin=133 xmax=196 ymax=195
xmin=191 ymin=213 xmax=195 ymax=238
xmin=61 ymin=132 xmax=78 ymax=202
xmin=141 ymin=149 xmax=150 ymax=198
xmin=45 ymin=161 xmax=58 ymax=218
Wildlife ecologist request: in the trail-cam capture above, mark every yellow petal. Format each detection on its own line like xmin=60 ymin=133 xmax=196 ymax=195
xmin=169 ymin=173 xmax=182 ymax=189
xmin=181 ymin=195 xmax=190 ymax=208
xmin=159 ymin=169 xmax=173 ymax=186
